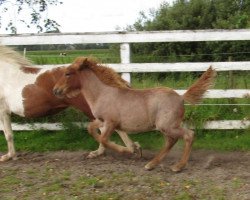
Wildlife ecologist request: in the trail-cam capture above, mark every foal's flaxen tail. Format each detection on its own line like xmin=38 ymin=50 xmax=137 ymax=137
xmin=183 ymin=66 xmax=216 ymax=104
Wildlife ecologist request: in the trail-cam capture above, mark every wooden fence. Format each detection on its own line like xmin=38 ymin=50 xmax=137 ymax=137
xmin=0 ymin=29 xmax=249 ymax=130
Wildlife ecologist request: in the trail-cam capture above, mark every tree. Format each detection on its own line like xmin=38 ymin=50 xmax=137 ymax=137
xmin=0 ymin=0 xmax=62 ymax=34
xmin=128 ymin=0 xmax=250 ymax=63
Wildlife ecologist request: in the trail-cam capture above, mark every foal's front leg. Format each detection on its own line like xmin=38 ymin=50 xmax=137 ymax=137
xmin=116 ymin=130 xmax=142 ymax=157
xmin=90 ymin=130 xmax=142 ymax=158
xmin=87 ymin=120 xmax=104 ymax=158
xmin=88 ymin=120 xmax=136 ymax=154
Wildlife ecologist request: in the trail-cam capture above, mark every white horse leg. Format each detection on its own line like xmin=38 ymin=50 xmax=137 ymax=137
xmin=0 ymin=113 xmax=17 ymax=161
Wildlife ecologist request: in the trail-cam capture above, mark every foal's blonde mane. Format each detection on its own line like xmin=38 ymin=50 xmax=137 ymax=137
xmin=74 ymin=57 xmax=130 ymax=88
xmin=0 ymin=45 xmax=32 ymax=67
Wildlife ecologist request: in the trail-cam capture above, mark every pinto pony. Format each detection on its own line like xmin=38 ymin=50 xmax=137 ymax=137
xmin=53 ymin=57 xmax=216 ymax=172
xmin=0 ymin=46 xmax=139 ymax=161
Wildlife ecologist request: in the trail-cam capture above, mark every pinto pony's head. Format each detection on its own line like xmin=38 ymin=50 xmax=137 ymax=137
xmin=53 ymin=57 xmax=130 ymax=98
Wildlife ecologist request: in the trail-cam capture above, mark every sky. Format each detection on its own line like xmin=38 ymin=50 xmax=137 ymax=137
xmin=0 ymin=0 xmax=174 ymax=34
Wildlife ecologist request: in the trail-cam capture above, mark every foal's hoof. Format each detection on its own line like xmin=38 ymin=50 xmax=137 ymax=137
xmin=170 ymin=164 xmax=183 ymax=172
xmin=86 ymin=151 xmax=104 ymax=159
xmin=134 ymin=142 xmax=142 ymax=158
xmin=144 ymin=163 xmax=155 ymax=171
xmin=86 ymin=152 xmax=98 ymax=159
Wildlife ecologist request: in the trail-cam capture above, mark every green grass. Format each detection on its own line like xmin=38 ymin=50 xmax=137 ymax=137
xmin=0 ymin=129 xmax=97 ymax=152
xmin=26 ymin=49 xmax=120 ymax=64
xmin=131 ymin=71 xmax=249 ymax=89
xmin=193 ymin=129 xmax=250 ymax=151
xmin=0 ymin=128 xmax=249 ymax=152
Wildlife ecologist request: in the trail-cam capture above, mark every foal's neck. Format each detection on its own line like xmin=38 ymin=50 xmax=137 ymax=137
xmin=79 ymin=69 xmax=112 ymax=105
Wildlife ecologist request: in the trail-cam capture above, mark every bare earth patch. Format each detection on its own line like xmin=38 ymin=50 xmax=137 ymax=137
xmin=0 ymin=148 xmax=249 ymax=200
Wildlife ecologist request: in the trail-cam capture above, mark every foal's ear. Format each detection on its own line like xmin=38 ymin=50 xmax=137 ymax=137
xmin=78 ymin=58 xmax=89 ymax=71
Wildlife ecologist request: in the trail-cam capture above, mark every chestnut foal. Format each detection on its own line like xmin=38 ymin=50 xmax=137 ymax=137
xmin=54 ymin=57 xmax=216 ymax=172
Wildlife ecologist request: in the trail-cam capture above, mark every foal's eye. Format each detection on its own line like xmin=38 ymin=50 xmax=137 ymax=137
xmin=65 ymin=73 xmax=71 ymax=77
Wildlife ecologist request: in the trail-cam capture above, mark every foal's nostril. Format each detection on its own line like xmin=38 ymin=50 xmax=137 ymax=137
xmin=53 ymin=88 xmax=60 ymax=96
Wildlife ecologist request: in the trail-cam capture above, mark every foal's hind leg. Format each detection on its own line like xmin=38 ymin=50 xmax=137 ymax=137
xmin=145 ymin=135 xmax=178 ymax=170
xmin=145 ymin=121 xmax=194 ymax=171
xmin=170 ymin=128 xmax=194 ymax=172
xmin=153 ymin=125 xmax=194 ymax=172
xmin=0 ymin=112 xmax=17 ymax=161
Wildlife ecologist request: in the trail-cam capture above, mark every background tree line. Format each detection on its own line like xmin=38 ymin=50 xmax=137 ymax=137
xmin=127 ymin=0 xmax=250 ymax=63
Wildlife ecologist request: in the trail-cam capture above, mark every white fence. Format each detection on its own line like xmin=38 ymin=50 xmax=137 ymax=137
xmin=0 ymin=29 xmax=250 ymax=130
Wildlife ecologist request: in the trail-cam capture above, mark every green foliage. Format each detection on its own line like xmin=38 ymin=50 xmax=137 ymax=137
xmin=0 ymin=0 xmax=62 ymax=33
xmin=131 ymin=0 xmax=250 ymax=30
xmin=129 ymin=0 xmax=250 ymax=77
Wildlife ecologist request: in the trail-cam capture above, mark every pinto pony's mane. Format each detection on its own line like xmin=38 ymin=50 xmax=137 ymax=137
xmin=74 ymin=57 xmax=130 ymax=88
xmin=0 ymin=45 xmax=33 ymax=68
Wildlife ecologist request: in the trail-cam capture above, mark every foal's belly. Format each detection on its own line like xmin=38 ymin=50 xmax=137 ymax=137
xmin=118 ymin=112 xmax=155 ymax=133
xmin=115 ymin=93 xmax=156 ymax=133
xmin=119 ymin=123 xmax=155 ymax=133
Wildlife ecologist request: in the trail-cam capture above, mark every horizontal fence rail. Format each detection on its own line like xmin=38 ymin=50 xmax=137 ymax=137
xmin=110 ymin=62 xmax=250 ymax=72
xmin=177 ymin=89 xmax=250 ymax=99
xmin=2 ymin=120 xmax=249 ymax=131
xmin=1 ymin=29 xmax=250 ymax=45
xmin=1 ymin=29 xmax=249 ymax=130
xmin=41 ymin=61 xmax=250 ymax=72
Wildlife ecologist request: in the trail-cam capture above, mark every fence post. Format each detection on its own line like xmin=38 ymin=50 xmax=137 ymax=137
xmin=120 ymin=43 xmax=131 ymax=83
xmin=23 ymin=48 xmax=26 ymax=57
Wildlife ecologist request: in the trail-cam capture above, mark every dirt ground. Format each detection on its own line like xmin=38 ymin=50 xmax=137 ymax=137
xmin=0 ymin=148 xmax=249 ymax=200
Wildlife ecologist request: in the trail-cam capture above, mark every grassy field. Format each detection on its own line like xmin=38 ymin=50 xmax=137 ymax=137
xmin=25 ymin=49 xmax=120 ymax=64
xmin=0 ymin=48 xmax=249 ymax=152
xmin=0 ymin=128 xmax=249 ymax=153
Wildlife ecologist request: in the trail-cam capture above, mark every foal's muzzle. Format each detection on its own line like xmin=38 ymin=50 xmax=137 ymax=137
xmin=53 ymin=88 xmax=64 ymax=98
